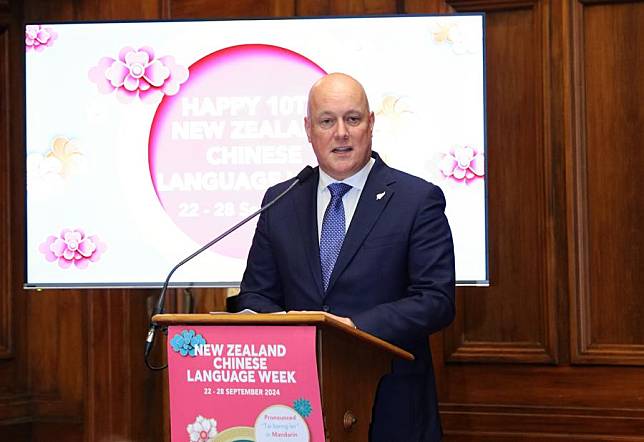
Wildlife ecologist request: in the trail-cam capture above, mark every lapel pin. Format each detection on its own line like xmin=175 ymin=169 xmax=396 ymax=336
xmin=376 ymin=191 xmax=386 ymax=200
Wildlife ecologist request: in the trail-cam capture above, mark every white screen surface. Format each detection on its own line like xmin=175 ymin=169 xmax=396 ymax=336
xmin=25 ymin=15 xmax=487 ymax=288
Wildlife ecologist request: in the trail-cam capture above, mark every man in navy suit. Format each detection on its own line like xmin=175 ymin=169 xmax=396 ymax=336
xmin=233 ymin=73 xmax=455 ymax=441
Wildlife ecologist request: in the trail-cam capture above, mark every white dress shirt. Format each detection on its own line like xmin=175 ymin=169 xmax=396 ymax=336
xmin=317 ymin=157 xmax=375 ymax=241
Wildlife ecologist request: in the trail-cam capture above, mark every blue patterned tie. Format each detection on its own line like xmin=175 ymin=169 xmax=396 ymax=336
xmin=320 ymin=182 xmax=353 ymax=291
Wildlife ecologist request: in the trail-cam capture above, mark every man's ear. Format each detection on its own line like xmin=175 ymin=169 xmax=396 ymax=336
xmin=304 ymin=116 xmax=312 ymax=143
xmin=368 ymin=111 xmax=375 ymax=133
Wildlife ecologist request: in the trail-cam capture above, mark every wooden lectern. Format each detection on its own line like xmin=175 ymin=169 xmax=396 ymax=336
xmin=153 ymin=312 xmax=413 ymax=441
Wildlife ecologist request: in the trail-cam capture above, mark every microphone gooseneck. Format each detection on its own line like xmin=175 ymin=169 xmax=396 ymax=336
xmin=144 ymin=166 xmax=314 ymax=370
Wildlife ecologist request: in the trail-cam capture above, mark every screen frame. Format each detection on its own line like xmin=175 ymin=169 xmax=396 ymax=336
xmin=23 ymin=13 xmax=489 ymax=289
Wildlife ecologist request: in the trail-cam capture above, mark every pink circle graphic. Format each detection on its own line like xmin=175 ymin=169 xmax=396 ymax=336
xmin=149 ymin=44 xmax=325 ymax=258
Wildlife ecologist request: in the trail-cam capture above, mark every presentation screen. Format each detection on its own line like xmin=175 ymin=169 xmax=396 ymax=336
xmin=25 ymin=15 xmax=487 ymax=288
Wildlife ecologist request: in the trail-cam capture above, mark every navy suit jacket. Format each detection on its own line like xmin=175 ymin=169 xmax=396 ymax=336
xmin=234 ymin=152 xmax=455 ymax=441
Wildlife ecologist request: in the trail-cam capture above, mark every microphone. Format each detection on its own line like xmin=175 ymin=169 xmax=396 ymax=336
xmin=144 ymin=165 xmax=314 ymax=369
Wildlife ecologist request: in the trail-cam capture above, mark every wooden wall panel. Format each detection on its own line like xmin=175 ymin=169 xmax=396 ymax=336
xmin=437 ymin=0 xmax=644 ymax=438
xmin=441 ymin=363 xmax=644 ymax=436
xmin=22 ymin=0 xmax=161 ymax=21
xmin=8 ymin=1 xmax=171 ymax=441
xmin=0 ymin=20 xmax=11 ymax=361
xmin=72 ymin=0 xmax=162 ymax=20
xmin=569 ymin=0 xmax=644 ymax=364
xmin=169 ymin=0 xmax=294 ymax=18
xmin=0 ymin=0 xmax=30 ymax=434
xmin=404 ymin=0 xmax=454 ymax=13
xmin=27 ymin=292 xmax=83 ymax=418
xmin=19 ymin=0 xmax=76 ymax=22
xmin=297 ymin=0 xmax=400 ymax=16
xmin=85 ymin=289 xmax=166 ymax=442
xmin=444 ymin=0 xmax=559 ymax=364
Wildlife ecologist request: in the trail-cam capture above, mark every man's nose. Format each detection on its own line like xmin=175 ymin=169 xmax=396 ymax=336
xmin=335 ymin=120 xmax=349 ymax=139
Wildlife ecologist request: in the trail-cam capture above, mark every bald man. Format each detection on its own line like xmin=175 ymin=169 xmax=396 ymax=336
xmin=233 ymin=73 xmax=455 ymax=441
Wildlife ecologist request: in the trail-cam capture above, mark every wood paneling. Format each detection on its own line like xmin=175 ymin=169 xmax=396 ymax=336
xmin=443 ymin=364 xmax=644 ymax=408
xmin=0 ymin=0 xmax=28 ymax=418
xmin=170 ymin=0 xmax=400 ymax=21
xmin=297 ymin=0 xmax=400 ymax=16
xmin=443 ymin=405 xmax=644 ymax=439
xmin=444 ymin=1 xmax=560 ymax=364
xmin=437 ymin=0 xmax=644 ymax=438
xmin=0 ymin=0 xmax=29 ymax=436
xmin=568 ymin=0 xmax=644 ymax=364
xmin=0 ymin=25 xmax=11 ymax=360
xmin=448 ymin=0 xmax=540 ymax=11
xmin=19 ymin=0 xmax=76 ymax=22
xmin=170 ymin=0 xmax=293 ymax=18
xmin=72 ymin=0 xmax=161 ymax=20
xmin=27 ymin=291 xmax=83 ymax=418
xmin=441 ymin=363 xmax=644 ymax=438
xmin=85 ymin=289 xmax=166 ymax=441
xmin=404 ymin=0 xmax=454 ymax=13
xmin=22 ymin=0 xmax=161 ymax=21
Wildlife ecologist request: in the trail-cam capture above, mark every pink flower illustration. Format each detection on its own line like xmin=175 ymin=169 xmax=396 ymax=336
xmin=88 ymin=46 xmax=189 ymax=104
xmin=39 ymin=229 xmax=106 ymax=269
xmin=25 ymin=25 xmax=58 ymax=52
xmin=439 ymin=145 xmax=484 ymax=184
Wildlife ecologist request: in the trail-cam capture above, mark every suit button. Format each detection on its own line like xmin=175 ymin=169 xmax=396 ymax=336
xmin=322 ymin=305 xmax=330 ymax=312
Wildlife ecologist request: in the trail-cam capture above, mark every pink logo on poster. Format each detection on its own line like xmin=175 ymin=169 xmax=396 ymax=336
xmin=149 ymin=45 xmax=325 ymax=258
xmin=167 ymin=325 xmax=324 ymax=442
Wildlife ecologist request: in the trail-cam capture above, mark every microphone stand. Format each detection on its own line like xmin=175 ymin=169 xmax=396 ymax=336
xmin=144 ymin=166 xmax=313 ymax=370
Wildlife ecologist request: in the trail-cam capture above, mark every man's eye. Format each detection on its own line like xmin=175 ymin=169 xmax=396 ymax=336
xmin=346 ymin=116 xmax=361 ymax=125
xmin=319 ymin=119 xmax=334 ymax=128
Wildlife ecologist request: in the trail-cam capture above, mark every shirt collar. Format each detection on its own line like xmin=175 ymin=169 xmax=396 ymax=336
xmin=318 ymin=157 xmax=375 ymax=192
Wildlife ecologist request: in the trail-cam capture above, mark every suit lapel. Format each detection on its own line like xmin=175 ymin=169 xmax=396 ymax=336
xmin=326 ymin=156 xmax=396 ymax=294
xmin=293 ymin=168 xmax=324 ymax=297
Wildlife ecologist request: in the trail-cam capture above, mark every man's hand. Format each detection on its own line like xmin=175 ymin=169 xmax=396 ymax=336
xmin=325 ymin=312 xmax=356 ymax=328
xmin=287 ymin=310 xmax=356 ymax=328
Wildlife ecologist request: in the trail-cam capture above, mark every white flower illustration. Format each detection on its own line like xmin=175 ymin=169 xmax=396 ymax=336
xmin=187 ymin=415 xmax=217 ymax=442
xmin=431 ymin=21 xmax=479 ymax=55
xmin=27 ymin=152 xmax=64 ymax=196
